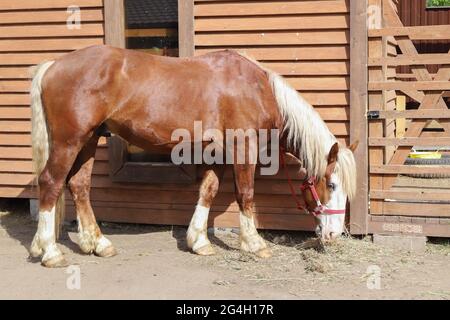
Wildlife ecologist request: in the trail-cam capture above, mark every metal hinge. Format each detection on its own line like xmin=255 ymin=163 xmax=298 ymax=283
xmin=367 ymin=111 xmax=380 ymax=120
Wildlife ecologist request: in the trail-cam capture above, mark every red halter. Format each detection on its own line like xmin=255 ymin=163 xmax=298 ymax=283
xmin=280 ymin=151 xmax=345 ymax=217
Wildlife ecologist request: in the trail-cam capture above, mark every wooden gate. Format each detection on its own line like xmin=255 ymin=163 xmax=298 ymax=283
xmin=367 ymin=0 xmax=450 ymax=237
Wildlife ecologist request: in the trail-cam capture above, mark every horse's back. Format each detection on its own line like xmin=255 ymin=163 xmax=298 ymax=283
xmin=40 ymin=45 xmax=279 ymax=143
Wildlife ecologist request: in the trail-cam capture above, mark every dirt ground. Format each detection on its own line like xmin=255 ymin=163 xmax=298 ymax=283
xmin=0 ymin=199 xmax=449 ymax=300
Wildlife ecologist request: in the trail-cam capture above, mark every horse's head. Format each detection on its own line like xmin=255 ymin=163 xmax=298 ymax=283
xmin=290 ymin=142 xmax=358 ymax=241
xmin=312 ymin=141 xmax=359 ymax=241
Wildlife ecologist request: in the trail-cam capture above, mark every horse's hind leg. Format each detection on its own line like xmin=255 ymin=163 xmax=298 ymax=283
xmin=30 ymin=142 xmax=82 ymax=268
xmin=187 ymin=166 xmax=224 ymax=256
xmin=67 ymin=135 xmax=116 ymax=258
xmin=233 ymin=164 xmax=272 ymax=258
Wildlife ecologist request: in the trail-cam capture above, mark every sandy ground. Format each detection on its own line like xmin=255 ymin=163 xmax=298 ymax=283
xmin=0 ymin=199 xmax=449 ymax=300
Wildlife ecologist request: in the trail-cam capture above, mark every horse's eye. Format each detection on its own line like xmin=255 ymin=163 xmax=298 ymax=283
xmin=328 ymin=183 xmax=336 ymax=191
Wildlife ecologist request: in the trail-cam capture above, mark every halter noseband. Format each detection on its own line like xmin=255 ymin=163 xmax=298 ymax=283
xmin=280 ymin=151 xmax=345 ymax=217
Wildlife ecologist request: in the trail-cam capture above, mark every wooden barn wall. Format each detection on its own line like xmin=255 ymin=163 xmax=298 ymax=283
xmin=1 ymin=0 xmax=350 ymax=232
xmin=0 ymin=0 xmax=105 ymax=199
xmin=397 ymin=0 xmax=450 ymax=74
xmin=78 ymin=0 xmax=351 ymax=231
xmin=189 ymin=0 xmax=350 ymax=230
xmin=194 ymin=0 xmax=351 ymax=143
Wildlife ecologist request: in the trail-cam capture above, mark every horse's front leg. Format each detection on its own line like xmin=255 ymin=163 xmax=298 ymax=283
xmin=187 ymin=166 xmax=223 ymax=256
xmin=233 ymin=164 xmax=272 ymax=258
xmin=68 ymin=136 xmax=116 ymax=258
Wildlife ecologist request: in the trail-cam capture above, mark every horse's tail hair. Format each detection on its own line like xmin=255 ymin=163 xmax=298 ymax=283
xmin=30 ymin=61 xmax=64 ymax=239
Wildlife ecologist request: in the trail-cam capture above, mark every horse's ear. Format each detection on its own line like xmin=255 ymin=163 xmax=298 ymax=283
xmin=349 ymin=140 xmax=359 ymax=153
xmin=286 ymin=152 xmax=303 ymax=166
xmin=298 ymin=167 xmax=307 ymax=179
xmin=327 ymin=143 xmax=339 ymax=165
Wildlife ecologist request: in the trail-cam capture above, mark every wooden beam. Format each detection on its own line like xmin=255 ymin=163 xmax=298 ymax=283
xmin=368 ymin=25 xmax=450 ymax=40
xmin=178 ymin=0 xmax=194 ymax=57
xmin=371 ymin=109 xmax=450 ymax=119
xmin=104 ymin=0 xmax=125 ymax=48
xmin=349 ymin=0 xmax=368 ymax=235
xmin=369 ymin=80 xmax=450 ymax=91
xmin=369 ymin=137 xmax=450 ymax=146
xmin=370 ymin=189 xmax=450 ymax=202
xmin=370 ymin=165 xmax=450 ymax=175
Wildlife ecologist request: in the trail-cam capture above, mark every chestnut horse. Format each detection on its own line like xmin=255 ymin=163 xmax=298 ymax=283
xmin=29 ymin=45 xmax=357 ymax=267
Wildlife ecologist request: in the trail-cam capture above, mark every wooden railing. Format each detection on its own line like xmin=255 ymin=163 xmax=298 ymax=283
xmin=367 ymin=0 xmax=450 ymax=236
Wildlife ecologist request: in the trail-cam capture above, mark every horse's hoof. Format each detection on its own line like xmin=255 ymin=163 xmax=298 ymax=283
xmin=29 ymin=245 xmax=43 ymax=258
xmin=95 ymin=245 xmax=117 ymax=258
xmin=42 ymin=255 xmax=68 ymax=268
xmin=194 ymin=244 xmax=216 ymax=256
xmin=255 ymin=248 xmax=272 ymax=259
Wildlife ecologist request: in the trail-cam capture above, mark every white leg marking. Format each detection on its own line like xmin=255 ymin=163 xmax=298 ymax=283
xmin=239 ymin=212 xmax=267 ymax=253
xmin=30 ymin=207 xmax=63 ymax=261
xmin=95 ymin=236 xmax=113 ymax=253
xmin=77 ymin=217 xmax=114 ymax=255
xmin=77 ymin=217 xmax=96 ymax=254
xmin=187 ymin=205 xmax=211 ymax=251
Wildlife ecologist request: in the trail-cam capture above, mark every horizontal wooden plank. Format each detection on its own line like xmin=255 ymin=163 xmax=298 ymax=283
xmin=369 ymin=81 xmax=450 ymax=91
xmin=0 ymin=8 xmax=103 ymax=24
xmin=0 ymin=53 xmax=66 ymax=66
xmin=369 ymin=220 xmax=450 ymax=237
xmin=369 ymin=137 xmax=450 ymax=146
xmin=316 ymin=107 xmax=349 ymax=121
xmin=0 ymin=0 xmax=103 ymax=10
xmin=0 ymin=67 xmax=30 ymax=79
xmin=66 ymin=205 xmax=316 ymax=231
xmin=66 ymin=199 xmax=309 ymax=216
xmin=263 ymin=62 xmax=349 ymax=76
xmin=0 ymin=147 xmax=31 ymax=159
xmin=0 ymin=107 xmax=30 ymax=119
xmin=370 ymin=165 xmax=450 ymax=175
xmin=371 ymin=189 xmax=450 ymax=202
xmin=369 ymin=54 xmax=450 ymax=66
xmin=195 ymin=15 xmax=349 ymax=32
xmin=0 ymin=81 xmax=29 ymax=93
xmin=195 ymin=1 xmax=349 ymax=16
xmin=0 ymin=134 xmax=31 ymax=146
xmin=377 ymin=202 xmax=450 ymax=217
xmin=195 ymin=30 xmax=349 ymax=46
xmin=369 ymin=25 xmax=450 ymax=40
xmin=196 ymin=47 xmax=349 ymax=61
xmin=0 ymin=160 xmax=32 ymax=172
xmin=0 ymin=38 xmax=103 ymax=53
xmin=0 ymin=120 xmax=30 ymax=132
xmin=0 ymin=186 xmax=35 ymax=198
xmin=287 ymin=76 xmax=349 ymax=91
xmin=372 ymin=109 xmax=450 ymax=119
xmin=302 ymin=92 xmax=349 ymax=106
xmin=0 ymin=24 xmax=104 ymax=39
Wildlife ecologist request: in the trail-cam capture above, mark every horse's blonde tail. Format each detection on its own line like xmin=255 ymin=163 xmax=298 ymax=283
xmin=30 ymin=61 xmax=64 ymax=239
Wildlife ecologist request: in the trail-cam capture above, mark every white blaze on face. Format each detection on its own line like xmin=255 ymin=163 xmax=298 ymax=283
xmin=316 ymin=173 xmax=347 ymax=240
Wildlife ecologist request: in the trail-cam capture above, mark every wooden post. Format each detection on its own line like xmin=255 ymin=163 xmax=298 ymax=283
xmin=104 ymin=0 xmax=125 ymax=48
xmin=349 ymin=0 xmax=369 ymax=235
xmin=396 ymin=95 xmax=406 ymax=138
xmin=367 ymin=0 xmax=385 ymax=221
xmin=178 ymin=0 xmax=194 ymax=57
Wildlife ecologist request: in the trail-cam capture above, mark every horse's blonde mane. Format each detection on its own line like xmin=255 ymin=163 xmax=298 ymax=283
xmin=236 ymin=51 xmax=356 ymax=199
